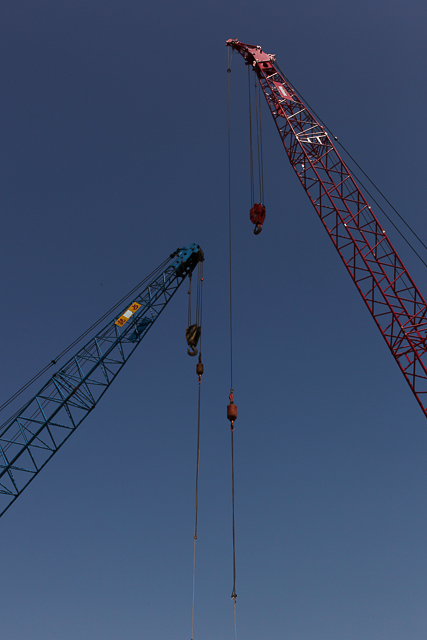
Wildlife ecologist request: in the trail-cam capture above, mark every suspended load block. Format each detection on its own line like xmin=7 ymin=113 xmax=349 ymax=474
xmin=250 ymin=203 xmax=266 ymax=235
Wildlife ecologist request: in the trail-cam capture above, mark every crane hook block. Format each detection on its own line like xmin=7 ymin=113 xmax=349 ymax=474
xmin=250 ymin=203 xmax=266 ymax=235
xmin=186 ymin=323 xmax=201 ymax=357
xmin=227 ymin=392 xmax=237 ymax=429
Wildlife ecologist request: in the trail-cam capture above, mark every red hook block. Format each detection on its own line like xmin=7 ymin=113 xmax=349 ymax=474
xmin=250 ymin=203 xmax=266 ymax=235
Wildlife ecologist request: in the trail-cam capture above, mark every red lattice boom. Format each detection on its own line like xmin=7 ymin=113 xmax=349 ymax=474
xmin=228 ymin=39 xmax=427 ymax=417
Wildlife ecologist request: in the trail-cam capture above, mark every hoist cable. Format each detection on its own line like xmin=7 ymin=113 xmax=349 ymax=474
xmin=230 ymin=427 xmax=237 ymax=602
xmin=189 ymin=257 xmax=204 ymax=639
xmin=191 ymin=537 xmax=196 ymax=640
xmin=190 ymin=371 xmax=202 ymax=640
xmin=248 ymin=65 xmax=254 ymax=208
xmin=254 ymin=76 xmax=262 ymax=201
xmin=0 ymin=257 xmax=171 ymax=417
xmin=275 ymin=63 xmax=427 ymax=270
xmin=188 ymin=272 xmax=192 ymax=327
xmin=196 ymin=261 xmax=204 ymax=333
xmin=198 ymin=265 xmax=204 ymax=353
xmin=228 ymin=49 xmax=234 ymax=390
xmin=258 ymin=81 xmax=265 ymax=204
xmin=228 ymin=49 xmax=237 ymax=639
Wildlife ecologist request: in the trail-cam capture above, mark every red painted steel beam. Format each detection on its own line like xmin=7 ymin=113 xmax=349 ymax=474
xmin=227 ymin=38 xmax=427 ymax=418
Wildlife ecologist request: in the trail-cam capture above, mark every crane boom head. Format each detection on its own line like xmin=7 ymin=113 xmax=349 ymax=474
xmin=226 ymin=39 xmax=276 ymax=66
xmin=171 ymin=243 xmax=204 ymax=277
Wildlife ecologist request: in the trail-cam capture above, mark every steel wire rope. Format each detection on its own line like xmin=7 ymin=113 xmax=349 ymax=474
xmin=2 ymin=392 xmax=58 ymax=460
xmin=273 ymin=67 xmax=426 ymax=311
xmin=254 ymin=73 xmax=264 ymax=203
xmin=269 ymin=64 xmax=387 ymax=238
xmin=189 ymin=255 xmax=204 ymax=640
xmin=262 ymin=62 xmax=425 ymax=311
xmin=230 ymin=425 xmax=237 ymax=606
xmin=1 ymin=381 xmax=92 ymax=505
xmin=1 ymin=347 xmax=99 ymax=444
xmin=0 ymin=257 xmax=171 ymax=416
xmin=0 ymin=254 xmax=173 ymax=458
xmin=2 ymin=349 xmax=99 ymax=450
xmin=9 ymin=346 xmax=103 ymax=447
xmin=1 ymin=257 xmax=173 ymax=466
xmin=190 ymin=348 xmax=202 ymax=640
xmin=228 ymin=50 xmax=234 ymax=391
xmin=228 ymin=48 xmax=237 ymax=640
xmin=196 ymin=262 xmax=204 ymax=342
xmin=258 ymin=80 xmax=265 ymax=204
xmin=275 ymin=63 xmax=427 ymax=271
xmin=248 ymin=65 xmax=255 ymax=208
xmin=188 ymin=271 xmax=192 ymax=327
xmin=0 ymin=368 xmax=75 ymax=438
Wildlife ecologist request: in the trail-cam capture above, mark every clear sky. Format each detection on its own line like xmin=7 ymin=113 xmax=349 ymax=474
xmin=1 ymin=1 xmax=427 ymax=639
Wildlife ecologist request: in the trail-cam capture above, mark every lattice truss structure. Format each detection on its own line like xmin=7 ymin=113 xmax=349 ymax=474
xmin=0 ymin=244 xmax=203 ymax=517
xmin=228 ymin=39 xmax=427 ymax=417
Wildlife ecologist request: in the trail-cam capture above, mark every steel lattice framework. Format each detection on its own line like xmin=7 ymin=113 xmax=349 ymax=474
xmin=228 ymin=39 xmax=427 ymax=418
xmin=0 ymin=243 xmax=203 ymax=517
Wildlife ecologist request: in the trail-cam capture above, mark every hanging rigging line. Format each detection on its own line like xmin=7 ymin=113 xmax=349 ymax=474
xmin=0 ymin=256 xmax=171 ymax=420
xmin=228 ymin=49 xmax=234 ymax=390
xmin=248 ymin=65 xmax=254 ymax=208
xmin=248 ymin=67 xmax=266 ymax=235
xmin=258 ymin=80 xmax=265 ymax=205
xmin=191 ymin=353 xmax=204 ymax=640
xmin=190 ymin=262 xmax=204 ymax=640
xmin=231 ymin=424 xmax=237 ymax=601
xmin=228 ymin=48 xmax=237 ymax=640
xmin=186 ymin=259 xmax=203 ymax=357
xmin=275 ymin=62 xmax=427 ymax=270
xmin=254 ymin=74 xmax=264 ymax=203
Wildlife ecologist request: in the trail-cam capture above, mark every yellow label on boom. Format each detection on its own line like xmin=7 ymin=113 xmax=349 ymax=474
xmin=115 ymin=302 xmax=141 ymax=327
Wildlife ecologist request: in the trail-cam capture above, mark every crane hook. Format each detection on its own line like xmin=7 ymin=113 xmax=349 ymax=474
xmin=186 ymin=323 xmax=201 ymax=357
xmin=250 ymin=203 xmax=266 ymax=235
xmin=188 ymin=344 xmax=198 ymax=357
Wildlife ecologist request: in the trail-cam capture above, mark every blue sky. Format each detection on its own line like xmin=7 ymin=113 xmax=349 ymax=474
xmin=1 ymin=1 xmax=427 ymax=638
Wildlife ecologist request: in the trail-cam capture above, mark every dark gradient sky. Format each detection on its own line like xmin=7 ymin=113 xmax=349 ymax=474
xmin=1 ymin=1 xmax=427 ymax=639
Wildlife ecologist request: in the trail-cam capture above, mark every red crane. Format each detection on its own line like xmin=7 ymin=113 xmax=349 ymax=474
xmin=227 ymin=38 xmax=427 ymax=418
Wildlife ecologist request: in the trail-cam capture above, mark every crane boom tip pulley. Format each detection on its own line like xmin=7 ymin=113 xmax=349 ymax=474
xmin=226 ymin=39 xmax=276 ymax=66
xmin=172 ymin=243 xmax=204 ymax=277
